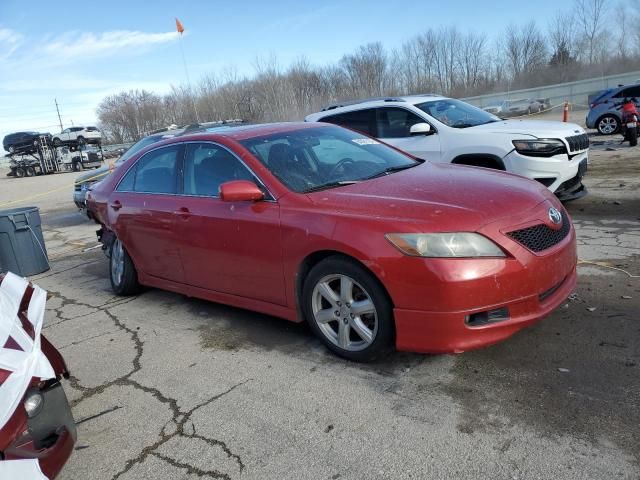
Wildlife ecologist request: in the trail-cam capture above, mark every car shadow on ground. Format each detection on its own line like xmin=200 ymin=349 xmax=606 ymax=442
xmin=80 ymin=257 xmax=433 ymax=376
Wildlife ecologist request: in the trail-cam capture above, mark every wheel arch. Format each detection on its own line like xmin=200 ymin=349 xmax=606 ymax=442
xmin=295 ymin=249 xmax=395 ymax=320
xmin=451 ymin=153 xmax=506 ymax=170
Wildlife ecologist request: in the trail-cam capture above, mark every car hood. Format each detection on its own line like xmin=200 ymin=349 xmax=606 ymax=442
xmin=306 ymin=162 xmax=553 ymax=231
xmin=75 ymin=165 xmax=111 ymax=185
xmin=470 ymin=120 xmax=585 ymax=139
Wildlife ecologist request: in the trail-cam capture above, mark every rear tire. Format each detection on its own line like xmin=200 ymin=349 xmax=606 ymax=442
xmin=15 ymin=167 xmax=25 ymax=178
xmin=302 ymin=256 xmax=394 ymax=362
xmin=53 ymin=138 xmax=61 ymax=147
xmin=629 ymin=127 xmax=638 ymax=147
xmin=72 ymin=160 xmax=82 ymax=172
xmin=77 ymin=136 xmax=86 ymax=146
xmin=110 ymin=237 xmax=141 ymax=296
xmin=25 ymin=166 xmax=36 ymax=177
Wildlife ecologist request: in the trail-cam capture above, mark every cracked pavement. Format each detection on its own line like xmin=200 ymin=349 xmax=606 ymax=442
xmin=1 ymin=145 xmax=639 ymax=479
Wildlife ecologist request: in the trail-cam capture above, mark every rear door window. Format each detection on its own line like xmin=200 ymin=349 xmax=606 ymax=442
xmin=375 ymin=107 xmax=425 ymax=138
xmin=133 ymin=145 xmax=180 ymax=194
xmin=320 ymin=109 xmax=375 ymax=136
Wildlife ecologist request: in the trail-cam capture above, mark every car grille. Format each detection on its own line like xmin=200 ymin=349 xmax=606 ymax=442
xmin=507 ymin=211 xmax=571 ymax=253
xmin=565 ymin=133 xmax=589 ymax=153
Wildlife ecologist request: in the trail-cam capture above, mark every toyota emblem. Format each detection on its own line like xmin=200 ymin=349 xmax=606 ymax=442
xmin=548 ymin=207 xmax=562 ymax=225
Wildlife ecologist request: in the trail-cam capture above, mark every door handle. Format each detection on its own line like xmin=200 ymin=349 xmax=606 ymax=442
xmin=110 ymin=200 xmax=122 ymax=211
xmin=174 ymin=207 xmax=191 ymax=218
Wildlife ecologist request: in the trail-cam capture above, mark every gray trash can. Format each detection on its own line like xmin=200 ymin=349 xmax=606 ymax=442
xmin=0 ymin=206 xmax=50 ymax=276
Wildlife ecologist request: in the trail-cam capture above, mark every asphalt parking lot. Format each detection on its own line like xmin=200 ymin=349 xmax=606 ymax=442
xmin=1 ymin=135 xmax=639 ymax=480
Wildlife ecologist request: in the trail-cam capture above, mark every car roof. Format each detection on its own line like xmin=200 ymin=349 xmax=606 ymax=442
xmin=121 ymin=123 xmax=330 ymax=160
xmin=305 ymin=95 xmax=450 ymax=120
xmin=201 ymin=122 xmax=332 ymax=141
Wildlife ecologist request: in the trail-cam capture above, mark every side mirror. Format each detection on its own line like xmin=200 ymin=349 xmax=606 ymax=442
xmin=220 ymin=180 xmax=264 ymax=202
xmin=409 ymin=123 xmax=433 ymax=136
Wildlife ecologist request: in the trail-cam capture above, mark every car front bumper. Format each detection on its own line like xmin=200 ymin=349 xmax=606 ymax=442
xmin=502 ymin=149 xmax=588 ymax=196
xmin=73 ymin=189 xmax=87 ymax=209
xmin=380 ymin=200 xmax=578 ymax=354
xmin=3 ymin=382 xmax=76 ymax=479
xmin=394 ymin=265 xmax=576 ymax=353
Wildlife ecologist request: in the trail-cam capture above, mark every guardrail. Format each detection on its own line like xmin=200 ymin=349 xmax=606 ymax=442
xmin=463 ymin=70 xmax=640 ymax=109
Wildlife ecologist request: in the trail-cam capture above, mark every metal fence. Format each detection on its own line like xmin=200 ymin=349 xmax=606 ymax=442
xmin=463 ymin=70 xmax=640 ymax=110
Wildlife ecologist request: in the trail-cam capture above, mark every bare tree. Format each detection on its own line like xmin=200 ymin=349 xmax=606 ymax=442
xmin=458 ymin=31 xmax=488 ymax=92
xmin=615 ymin=3 xmax=630 ymax=60
xmin=340 ymin=43 xmax=388 ymax=98
xmin=503 ymin=21 xmax=548 ymax=80
xmin=574 ymin=0 xmax=607 ymax=64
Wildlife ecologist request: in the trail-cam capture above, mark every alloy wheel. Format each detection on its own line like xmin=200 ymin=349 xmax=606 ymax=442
xmin=111 ymin=239 xmax=125 ymax=287
xmin=598 ymin=116 xmax=618 ymax=135
xmin=311 ymin=274 xmax=378 ymax=351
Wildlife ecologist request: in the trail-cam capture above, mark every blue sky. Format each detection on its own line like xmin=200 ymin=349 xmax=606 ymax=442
xmin=0 ymin=0 xmax=563 ymax=151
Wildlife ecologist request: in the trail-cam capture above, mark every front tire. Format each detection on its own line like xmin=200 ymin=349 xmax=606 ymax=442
xmin=302 ymin=256 xmax=394 ymax=362
xmin=15 ymin=167 xmax=25 ymax=178
xmin=77 ymin=136 xmax=86 ymax=146
xmin=597 ymin=115 xmax=619 ymax=135
xmin=110 ymin=237 xmax=140 ymax=295
xmin=53 ymin=138 xmax=61 ymax=147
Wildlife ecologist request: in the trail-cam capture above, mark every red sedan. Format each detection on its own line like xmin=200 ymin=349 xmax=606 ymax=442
xmin=88 ymin=123 xmax=577 ymax=361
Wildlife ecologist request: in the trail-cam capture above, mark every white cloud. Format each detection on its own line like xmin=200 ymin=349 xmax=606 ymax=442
xmin=42 ymin=30 xmax=179 ymax=61
xmin=0 ymin=28 xmax=24 ymax=60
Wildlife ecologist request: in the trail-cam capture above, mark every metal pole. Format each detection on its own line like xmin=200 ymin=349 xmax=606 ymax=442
xmin=178 ymin=34 xmax=200 ymax=123
xmin=54 ymin=99 xmax=63 ymax=131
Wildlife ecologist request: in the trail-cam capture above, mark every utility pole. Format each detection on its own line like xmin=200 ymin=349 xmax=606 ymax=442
xmin=55 ymin=99 xmax=63 ymax=132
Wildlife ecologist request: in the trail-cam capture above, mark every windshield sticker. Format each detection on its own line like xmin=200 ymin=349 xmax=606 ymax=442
xmin=352 ymin=138 xmax=379 ymax=145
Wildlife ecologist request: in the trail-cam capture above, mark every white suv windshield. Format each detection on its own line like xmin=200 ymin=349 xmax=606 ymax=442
xmin=416 ymin=99 xmax=500 ymax=128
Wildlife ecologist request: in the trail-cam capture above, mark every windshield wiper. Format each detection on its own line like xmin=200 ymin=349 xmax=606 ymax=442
xmin=303 ymin=180 xmax=360 ymax=193
xmin=364 ymin=163 xmax=419 ymax=180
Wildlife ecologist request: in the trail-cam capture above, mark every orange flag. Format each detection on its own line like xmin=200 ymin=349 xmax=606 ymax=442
xmin=175 ymin=18 xmax=184 ymax=34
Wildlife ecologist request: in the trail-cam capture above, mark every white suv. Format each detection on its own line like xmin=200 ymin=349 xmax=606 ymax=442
xmin=53 ymin=126 xmax=102 ymax=147
xmin=305 ymin=95 xmax=589 ymax=201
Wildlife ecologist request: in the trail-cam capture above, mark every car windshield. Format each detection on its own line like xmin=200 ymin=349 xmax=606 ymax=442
xmin=240 ymin=125 xmax=420 ymax=193
xmin=416 ymin=99 xmax=500 ymax=128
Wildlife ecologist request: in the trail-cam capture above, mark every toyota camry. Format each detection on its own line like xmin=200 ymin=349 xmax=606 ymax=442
xmin=87 ymin=123 xmax=577 ymax=361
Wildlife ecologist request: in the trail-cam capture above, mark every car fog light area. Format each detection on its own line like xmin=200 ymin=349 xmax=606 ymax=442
xmin=385 ymin=233 xmax=505 ymax=258
xmin=24 ymin=390 xmax=44 ymax=418
xmin=465 ymin=307 xmax=510 ymax=327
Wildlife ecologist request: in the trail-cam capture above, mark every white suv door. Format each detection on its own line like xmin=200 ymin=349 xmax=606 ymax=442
xmin=59 ymin=128 xmax=71 ymax=142
xmin=373 ymin=107 xmax=441 ymax=162
xmin=67 ymin=127 xmax=83 ymax=141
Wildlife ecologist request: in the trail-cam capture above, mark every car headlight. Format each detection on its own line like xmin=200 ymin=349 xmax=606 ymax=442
xmin=24 ymin=390 xmax=44 ymax=418
xmin=512 ymin=139 xmax=566 ymax=157
xmin=385 ymin=233 xmax=505 ymax=258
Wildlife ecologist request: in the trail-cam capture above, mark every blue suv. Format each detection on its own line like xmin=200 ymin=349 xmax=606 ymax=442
xmin=586 ymin=83 xmax=640 ymax=135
